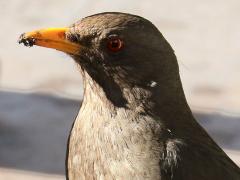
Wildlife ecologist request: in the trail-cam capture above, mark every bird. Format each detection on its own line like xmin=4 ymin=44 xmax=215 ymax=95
xmin=18 ymin=12 xmax=240 ymax=180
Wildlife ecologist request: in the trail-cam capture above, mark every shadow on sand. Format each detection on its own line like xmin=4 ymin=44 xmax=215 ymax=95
xmin=0 ymin=90 xmax=239 ymax=175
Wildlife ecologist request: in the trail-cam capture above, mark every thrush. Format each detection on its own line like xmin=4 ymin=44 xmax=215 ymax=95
xmin=19 ymin=12 xmax=240 ymax=180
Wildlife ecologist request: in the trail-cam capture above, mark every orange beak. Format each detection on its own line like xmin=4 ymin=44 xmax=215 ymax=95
xmin=19 ymin=28 xmax=81 ymax=55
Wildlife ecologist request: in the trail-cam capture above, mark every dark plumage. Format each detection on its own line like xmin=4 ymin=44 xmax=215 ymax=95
xmin=19 ymin=12 xmax=240 ymax=180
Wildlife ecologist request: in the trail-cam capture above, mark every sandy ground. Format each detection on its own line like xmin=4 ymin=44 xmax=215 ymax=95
xmin=0 ymin=168 xmax=64 ymax=180
xmin=0 ymin=0 xmax=239 ymax=179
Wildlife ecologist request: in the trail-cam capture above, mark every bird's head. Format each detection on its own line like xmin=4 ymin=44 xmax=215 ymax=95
xmin=19 ymin=12 xmax=185 ymax=110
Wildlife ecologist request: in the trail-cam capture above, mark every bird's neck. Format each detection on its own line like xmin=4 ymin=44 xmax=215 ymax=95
xmin=81 ymin=69 xmax=195 ymax=129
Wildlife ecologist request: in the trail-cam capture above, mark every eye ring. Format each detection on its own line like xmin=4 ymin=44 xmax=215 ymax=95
xmin=107 ymin=37 xmax=124 ymax=52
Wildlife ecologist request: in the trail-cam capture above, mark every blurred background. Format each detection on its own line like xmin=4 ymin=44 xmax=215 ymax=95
xmin=0 ymin=0 xmax=239 ymax=179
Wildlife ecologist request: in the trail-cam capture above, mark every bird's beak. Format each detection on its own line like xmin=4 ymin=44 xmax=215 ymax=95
xmin=18 ymin=28 xmax=81 ymax=55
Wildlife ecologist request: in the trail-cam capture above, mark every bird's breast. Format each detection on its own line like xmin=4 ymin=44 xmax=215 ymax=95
xmin=67 ymin=101 xmax=163 ymax=180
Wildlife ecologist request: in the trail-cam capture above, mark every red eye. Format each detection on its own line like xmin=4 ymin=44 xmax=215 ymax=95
xmin=107 ymin=38 xmax=124 ymax=52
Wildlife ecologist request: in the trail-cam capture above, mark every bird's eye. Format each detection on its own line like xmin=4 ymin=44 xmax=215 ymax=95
xmin=107 ymin=38 xmax=124 ymax=52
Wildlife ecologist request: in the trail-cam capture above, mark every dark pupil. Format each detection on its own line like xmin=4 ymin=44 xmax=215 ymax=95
xmin=111 ymin=40 xmax=119 ymax=48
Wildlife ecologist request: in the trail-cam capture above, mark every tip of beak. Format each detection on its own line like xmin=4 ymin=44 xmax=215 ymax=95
xmin=18 ymin=33 xmax=36 ymax=47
